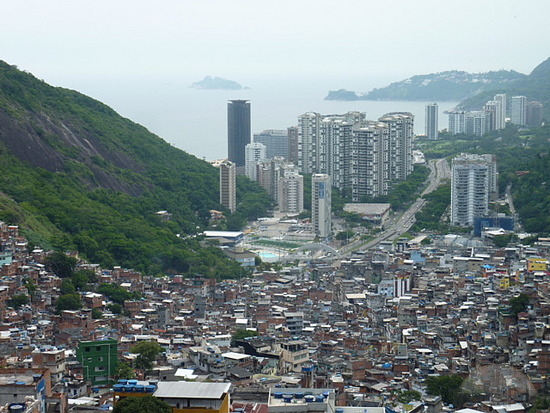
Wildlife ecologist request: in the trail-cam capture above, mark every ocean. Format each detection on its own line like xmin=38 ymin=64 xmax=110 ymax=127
xmin=70 ymin=75 xmax=458 ymax=161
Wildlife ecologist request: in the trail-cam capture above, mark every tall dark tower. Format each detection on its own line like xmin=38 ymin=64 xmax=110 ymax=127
xmin=227 ymin=100 xmax=250 ymax=167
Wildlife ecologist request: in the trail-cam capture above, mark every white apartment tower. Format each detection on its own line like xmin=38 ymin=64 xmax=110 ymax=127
xmin=511 ymin=96 xmax=527 ymax=126
xmin=378 ymin=112 xmax=414 ymax=181
xmin=493 ymin=93 xmax=507 ymax=130
xmin=350 ymin=121 xmax=389 ymax=201
xmin=278 ymin=171 xmax=304 ymax=214
xmin=312 ymin=174 xmax=332 ymax=238
xmin=425 ymin=103 xmax=438 ymax=140
xmin=244 ymin=142 xmax=266 ymax=181
xmin=219 ymin=160 xmax=236 ymax=213
xmin=451 ymin=154 xmax=497 ymax=226
xmin=448 ymin=110 xmax=467 ymax=134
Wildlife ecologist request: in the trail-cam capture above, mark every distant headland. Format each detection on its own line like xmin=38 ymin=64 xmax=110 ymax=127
xmin=325 ymin=69 xmax=526 ymax=102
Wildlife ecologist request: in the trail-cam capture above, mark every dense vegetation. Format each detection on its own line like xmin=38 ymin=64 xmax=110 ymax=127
xmin=0 ymin=61 xmax=272 ymax=276
xmin=366 ymin=165 xmax=430 ymax=210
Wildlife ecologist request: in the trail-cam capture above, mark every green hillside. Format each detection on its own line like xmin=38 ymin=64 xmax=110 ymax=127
xmin=459 ymin=57 xmax=550 ymax=117
xmin=0 ymin=61 xmax=272 ymax=276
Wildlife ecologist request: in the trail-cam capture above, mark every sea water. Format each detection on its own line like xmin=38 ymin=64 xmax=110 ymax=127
xmin=66 ymin=74 xmax=458 ymax=161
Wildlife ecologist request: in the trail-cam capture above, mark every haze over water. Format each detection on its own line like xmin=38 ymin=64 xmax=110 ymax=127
xmin=72 ymin=74 xmax=458 ymax=161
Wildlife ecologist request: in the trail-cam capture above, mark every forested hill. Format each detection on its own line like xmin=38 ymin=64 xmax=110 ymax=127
xmin=0 ymin=61 xmax=271 ymax=276
xmin=459 ymin=57 xmax=550 ymax=116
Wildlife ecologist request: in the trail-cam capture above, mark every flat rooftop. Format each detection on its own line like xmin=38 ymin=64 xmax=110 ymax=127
xmin=154 ymin=382 xmax=231 ymax=399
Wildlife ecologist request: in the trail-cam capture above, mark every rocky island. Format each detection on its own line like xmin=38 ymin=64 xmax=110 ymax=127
xmin=191 ymin=75 xmax=245 ymax=90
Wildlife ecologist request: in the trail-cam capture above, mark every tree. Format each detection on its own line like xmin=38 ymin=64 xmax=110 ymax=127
xmin=55 ymin=293 xmax=82 ymax=313
xmin=131 ymin=341 xmax=163 ymax=372
xmin=115 ymin=361 xmax=136 ymax=380
xmin=7 ymin=294 xmax=29 ymax=309
xmin=44 ymin=251 xmax=77 ymax=278
xmin=91 ymin=308 xmax=103 ymax=319
xmin=231 ymin=329 xmax=258 ymax=346
xmin=509 ymin=293 xmax=530 ymax=318
xmin=425 ymin=375 xmax=465 ymax=406
xmin=396 ymin=390 xmax=421 ymax=404
xmin=60 ymin=279 xmax=76 ymax=295
xmin=113 ymin=395 xmax=170 ymax=413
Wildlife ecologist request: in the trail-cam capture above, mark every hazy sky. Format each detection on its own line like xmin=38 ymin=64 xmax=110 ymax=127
xmin=3 ymin=0 xmax=550 ymax=89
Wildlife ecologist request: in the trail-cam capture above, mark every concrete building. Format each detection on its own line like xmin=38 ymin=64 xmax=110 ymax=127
xmin=350 ymin=122 xmax=389 ymax=201
xmin=466 ymin=111 xmax=491 ymax=136
xmin=425 ymin=103 xmax=438 ymax=140
xmin=227 ymin=100 xmax=250 ymax=168
xmin=0 ymin=369 xmax=51 ymax=413
xmin=511 ymin=96 xmax=527 ymax=126
xmin=114 ymin=381 xmax=231 ymax=413
xmin=378 ymin=112 xmax=414 ymax=181
xmin=312 ymin=174 xmax=331 ymax=238
xmin=278 ymin=171 xmax=304 ymax=214
xmin=451 ymin=153 xmax=497 ymax=226
xmin=76 ymin=339 xmax=118 ymax=386
xmin=253 ymin=129 xmax=288 ymax=160
xmin=287 ymin=126 xmax=299 ymax=164
xmin=493 ymin=93 xmax=507 ymax=130
xmin=219 ymin=161 xmax=236 ymax=213
xmin=448 ymin=110 xmax=467 ymax=135
xmin=244 ymin=142 xmax=266 ymax=181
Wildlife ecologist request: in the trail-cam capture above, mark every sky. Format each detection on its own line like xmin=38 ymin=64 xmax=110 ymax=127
xmin=3 ymin=0 xmax=550 ymax=90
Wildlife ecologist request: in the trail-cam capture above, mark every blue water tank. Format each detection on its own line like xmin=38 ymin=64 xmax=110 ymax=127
xmin=335 ymin=409 xmax=344 ymax=413
xmin=8 ymin=404 xmax=25 ymax=413
xmin=315 ymin=395 xmax=324 ymax=402
xmin=274 ymin=392 xmax=283 ymax=399
xmin=117 ymin=379 xmax=128 ymax=384
xmin=282 ymin=394 xmax=293 ymax=403
xmin=294 ymin=392 xmax=304 ymax=399
xmin=145 ymin=385 xmax=157 ymax=393
xmin=304 ymin=395 xmax=315 ymax=403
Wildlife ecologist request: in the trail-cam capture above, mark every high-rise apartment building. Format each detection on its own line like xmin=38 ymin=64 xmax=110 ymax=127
xmin=244 ymin=142 xmax=266 ymax=181
xmin=287 ymin=126 xmax=299 ymax=165
xmin=296 ymin=111 xmax=413 ymax=200
xmin=465 ymin=111 xmax=491 ymax=136
xmin=425 ymin=103 xmax=438 ymax=140
xmin=448 ymin=110 xmax=467 ymax=134
xmin=219 ymin=160 xmax=236 ymax=213
xmin=350 ymin=121 xmax=389 ymax=201
xmin=451 ymin=153 xmax=497 ymax=226
xmin=493 ymin=93 xmax=507 ymax=130
xmin=378 ymin=112 xmax=414 ymax=181
xmin=278 ymin=171 xmax=304 ymax=214
xmin=312 ymin=174 xmax=332 ymax=238
xmin=510 ymin=96 xmax=527 ymax=126
xmin=227 ymin=100 xmax=251 ymax=167
xmin=253 ymin=129 xmax=288 ymax=160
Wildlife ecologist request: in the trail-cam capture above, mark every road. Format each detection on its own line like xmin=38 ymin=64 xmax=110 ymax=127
xmin=339 ymin=158 xmax=451 ymax=254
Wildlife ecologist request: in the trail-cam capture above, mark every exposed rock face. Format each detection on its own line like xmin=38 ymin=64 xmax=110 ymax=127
xmin=0 ymin=108 xmax=146 ymax=196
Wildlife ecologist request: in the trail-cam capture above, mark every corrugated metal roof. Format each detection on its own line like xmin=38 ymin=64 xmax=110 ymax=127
xmin=154 ymin=382 xmax=231 ymax=399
